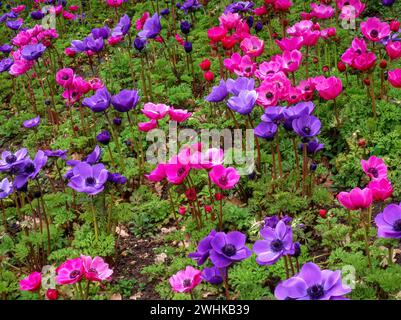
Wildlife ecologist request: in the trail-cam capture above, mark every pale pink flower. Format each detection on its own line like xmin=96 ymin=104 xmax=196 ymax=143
xmin=209 ymin=165 xmax=240 ymax=189
xmin=169 ymin=266 xmax=202 ymax=293
xmin=141 ymin=103 xmax=170 ymax=120
xmin=81 ymin=255 xmax=113 ymax=282
xmin=240 ymin=36 xmax=264 ymax=58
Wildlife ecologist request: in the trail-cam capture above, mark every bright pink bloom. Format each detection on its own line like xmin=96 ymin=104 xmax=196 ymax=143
xmin=279 ymin=50 xmax=303 ymax=73
xmin=142 ymin=103 xmax=170 ymax=120
xmin=136 ymin=12 xmax=150 ymax=31
xmin=219 ymin=12 xmax=241 ymax=30
xmin=275 ymin=37 xmax=303 ymax=51
xmin=73 ymin=76 xmax=91 ymax=94
xmin=201 ymin=148 xmax=225 ymax=169
xmin=175 ymin=34 xmax=185 ymax=45
xmin=46 ymin=289 xmax=59 ymax=300
xmin=81 ymin=255 xmax=113 ymax=282
xmin=254 ymin=6 xmax=268 ymax=16
xmin=240 ymin=36 xmax=264 ymax=57
xmin=352 ymin=52 xmax=376 ymax=71
xmin=287 ymin=20 xmax=313 ymax=37
xmin=108 ymin=36 xmax=124 ymax=46
xmin=388 ymin=69 xmax=401 ymax=88
xmin=337 ymin=187 xmax=373 ymax=210
xmin=65 ymin=47 xmax=76 ymax=57
xmin=233 ymin=20 xmax=250 ymax=41
xmin=361 ymin=17 xmax=390 ymax=43
xmin=224 ymin=53 xmax=256 ymax=77
xmin=69 ymin=5 xmax=79 ymax=12
xmin=273 ymin=0 xmax=293 ymax=11
xmin=320 ymin=27 xmax=336 ymax=39
xmin=284 ymin=86 xmax=303 ymax=104
xmin=138 ymin=119 xmax=158 ymax=132
xmin=56 ymin=258 xmax=84 ymax=285
xmin=63 ymin=11 xmax=75 ymax=20
xmin=19 ymin=272 xmax=41 ymax=292
xmin=168 ymin=108 xmax=192 ymax=122
xmin=255 ymin=61 xmax=281 ymax=80
xmin=12 ymin=5 xmax=26 ymax=13
xmin=208 ymin=26 xmax=227 ymax=43
xmin=301 ymin=29 xmax=320 ymax=46
xmin=56 ymin=68 xmax=75 ymax=88
xmin=256 ymin=82 xmax=279 ymax=107
xmin=169 ymin=266 xmax=202 ymax=293
xmin=178 ymin=206 xmax=187 ymax=215
xmin=88 ymin=78 xmax=104 ymax=91
xmin=368 ymin=179 xmax=393 ymax=202
xmin=165 ymin=156 xmax=190 ymax=185
xmin=361 ymin=156 xmax=388 ymax=180
xmin=315 ymin=76 xmax=342 ymax=100
xmin=386 ymin=41 xmax=401 ymax=60
xmin=145 ymin=164 xmax=166 ymax=182
xmin=310 ymin=3 xmax=334 ymax=19
xmin=337 ymin=0 xmax=365 ymax=19
xmin=209 ymin=165 xmax=240 ymax=190
xmin=106 ymin=0 xmax=123 ymax=7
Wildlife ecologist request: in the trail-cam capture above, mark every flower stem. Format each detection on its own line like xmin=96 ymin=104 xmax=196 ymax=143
xmin=90 ymin=196 xmax=99 ymax=241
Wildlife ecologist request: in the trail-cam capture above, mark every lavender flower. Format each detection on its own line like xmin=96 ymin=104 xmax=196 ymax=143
xmin=13 ymin=151 xmax=48 ymax=189
xmin=0 ymin=148 xmax=28 ymax=172
xmin=227 ymin=90 xmax=257 ymax=115
xmin=0 ymin=178 xmax=13 ymax=199
xmin=111 ymin=89 xmax=140 ymax=112
xmin=293 ymin=115 xmax=321 ymax=139
xmin=201 ymin=267 xmax=225 ymax=285
xmin=375 ymin=203 xmax=401 ymax=239
xmin=205 ymin=80 xmax=228 ymax=103
xmin=67 ymin=162 xmax=108 ymax=195
xmin=188 ymin=230 xmax=217 ymax=265
xmin=138 ymin=13 xmax=161 ymax=39
xmin=22 ymin=116 xmax=40 ymax=128
xmin=82 ymin=87 xmax=111 ymax=112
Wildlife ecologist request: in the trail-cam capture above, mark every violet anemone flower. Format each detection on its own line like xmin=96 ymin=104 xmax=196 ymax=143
xmin=227 ymin=90 xmax=257 ymax=115
xmin=253 ymin=220 xmax=294 ymax=266
xmin=22 ymin=116 xmax=40 ymax=128
xmin=0 ymin=58 xmax=14 ymax=73
xmin=201 ymin=266 xmax=225 ymax=285
xmin=138 ymin=13 xmax=161 ymax=39
xmin=264 ymin=215 xmax=292 ymax=228
xmin=43 ymin=149 xmax=67 ymax=160
xmin=0 ymin=178 xmax=13 ymax=199
xmin=293 ymin=114 xmax=321 ymax=138
xmin=226 ymin=77 xmax=255 ymax=95
xmin=82 ymin=87 xmax=111 ymax=112
xmin=112 ymin=14 xmax=131 ymax=37
xmin=67 ymin=162 xmax=108 ymax=195
xmin=13 ymin=151 xmax=48 ymax=188
xmin=205 ymin=80 xmax=228 ymax=102
xmin=375 ymin=203 xmax=401 ymax=238
xmin=299 ymin=138 xmax=324 ymax=155
xmin=85 ymin=35 xmax=104 ymax=53
xmin=0 ymin=148 xmax=28 ymax=172
xmin=209 ymin=231 xmax=252 ymax=268
xmin=188 ymin=230 xmax=217 ymax=265
xmin=111 ymin=89 xmax=140 ymax=112
xmin=21 ymin=43 xmax=46 ymax=61
xmin=275 ymin=262 xmax=352 ymax=300
xmin=254 ymin=121 xmax=277 ymax=140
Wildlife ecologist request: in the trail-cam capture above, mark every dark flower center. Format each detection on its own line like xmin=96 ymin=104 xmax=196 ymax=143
xmin=219 ymin=175 xmax=228 ymax=186
xmin=270 ymin=239 xmax=284 ymax=252
xmin=291 ymin=95 xmax=297 ymax=99
xmin=85 ymin=177 xmax=96 ymax=186
xmin=367 ymin=167 xmax=378 ymax=178
xmin=24 ymin=163 xmax=35 ymax=174
xmin=266 ymin=92 xmax=273 ymax=99
xmin=370 ymin=29 xmax=378 ymax=38
xmin=5 ymin=154 xmax=16 ymax=164
xmin=305 ymin=86 xmax=310 ymax=91
xmin=307 ymin=284 xmax=324 ymax=300
xmin=177 ymin=167 xmax=186 ymax=176
xmin=222 ymin=244 xmax=237 ymax=257
xmin=183 ymin=279 xmax=192 ymax=287
xmin=88 ymin=268 xmax=98 ymax=274
xmin=393 ymin=219 xmax=401 ymax=231
xmin=302 ymin=126 xmax=311 ymax=134
xmin=62 ymin=75 xmax=69 ymax=80
xmin=355 ymin=49 xmax=362 ymax=55
xmin=0 ymin=189 xmax=3 ymax=193
xmin=70 ymin=270 xmax=81 ymax=279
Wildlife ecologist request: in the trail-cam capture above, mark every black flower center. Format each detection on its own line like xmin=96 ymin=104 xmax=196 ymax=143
xmin=355 ymin=49 xmax=362 ymax=55
xmin=266 ymin=92 xmax=273 ymax=99
xmin=370 ymin=29 xmax=378 ymax=38
xmin=307 ymin=284 xmax=324 ymax=300
xmin=183 ymin=279 xmax=192 ymax=287
xmin=5 ymin=155 xmax=16 ymax=164
xmin=393 ymin=219 xmax=401 ymax=231
xmin=367 ymin=167 xmax=378 ymax=178
xmin=85 ymin=177 xmax=96 ymax=186
xmin=219 ymin=175 xmax=228 ymax=186
xmin=177 ymin=167 xmax=186 ymax=176
xmin=24 ymin=163 xmax=35 ymax=174
xmin=0 ymin=189 xmax=3 ymax=193
xmin=302 ymin=126 xmax=311 ymax=134
xmin=222 ymin=244 xmax=237 ymax=257
xmin=69 ymin=270 xmax=81 ymax=279
xmin=62 ymin=75 xmax=69 ymax=80
xmin=270 ymin=239 xmax=284 ymax=252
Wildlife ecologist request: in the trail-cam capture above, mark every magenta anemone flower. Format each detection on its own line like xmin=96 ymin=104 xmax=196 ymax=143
xmin=67 ymin=162 xmax=108 ymax=195
xmin=209 ymin=165 xmax=240 ymax=190
xmin=169 ymin=266 xmax=202 ymax=293
xmin=138 ymin=119 xmax=158 ymax=132
xmin=19 ymin=272 xmax=42 ymax=292
xmin=56 ymin=68 xmax=75 ymax=88
xmin=145 ymin=164 xmax=166 ymax=182
xmin=275 ymin=262 xmax=351 ymax=300
xmin=361 ymin=156 xmax=387 ymax=180
xmin=240 ymin=36 xmax=264 ymax=57
xmin=209 ymin=231 xmax=252 ymax=268
xmin=168 ymin=108 xmax=192 ymax=122
xmin=337 ymin=187 xmax=373 ymax=210
xmin=388 ymin=69 xmax=401 ymax=88
xmin=375 ymin=203 xmax=401 ymax=238
xmin=138 ymin=13 xmax=162 ymax=39
xmin=165 ymin=156 xmax=190 ymax=185
xmin=56 ymin=258 xmax=84 ymax=285
xmin=141 ymin=103 xmax=169 ymax=120
xmin=361 ymin=17 xmax=390 ymax=42
xmin=315 ymin=76 xmax=343 ymax=100
xmin=81 ymin=255 xmax=113 ymax=282
xmin=368 ymin=178 xmax=393 ymax=202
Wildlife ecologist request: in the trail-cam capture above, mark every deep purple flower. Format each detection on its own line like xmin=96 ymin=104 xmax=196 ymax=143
xmin=82 ymin=87 xmax=111 ymax=112
xmin=111 ymin=89 xmax=140 ymax=112
xmin=209 ymin=231 xmax=252 ymax=268
xmin=375 ymin=203 xmax=401 ymax=238
xmin=283 ymin=102 xmax=315 ymax=131
xmin=205 ymin=80 xmax=228 ymax=103
xmin=22 ymin=116 xmax=40 ymax=128
xmin=179 ymin=0 xmax=202 ymax=13
xmin=275 ymin=262 xmax=351 ymax=300
xmin=107 ymin=172 xmax=127 ymax=185
xmin=138 ymin=13 xmax=161 ymax=39
xmin=67 ymin=162 xmax=108 ymax=195
xmin=160 ymin=8 xmax=170 ymax=16
xmin=264 ymin=215 xmax=292 ymax=228
xmin=13 ymin=151 xmax=48 ymax=188
xmin=293 ymin=115 xmax=321 ymax=138
xmin=0 ymin=148 xmax=28 ymax=172
xmin=85 ymin=36 xmax=104 ymax=53
xmin=0 ymin=44 xmax=13 ymax=53
xmin=180 ymin=20 xmax=191 ymax=34
xmin=188 ymin=230 xmax=217 ymax=265
xmin=382 ymin=0 xmax=395 ymax=6
xmin=30 ymin=11 xmax=45 ymax=20
xmin=261 ymin=106 xmax=285 ymax=124
xmin=226 ymin=77 xmax=255 ymax=95
xmin=133 ymin=37 xmax=147 ymax=51
xmin=255 ymin=21 xmax=263 ymax=32
xmin=299 ymin=138 xmax=324 ymax=155
xmin=92 ymin=26 xmax=110 ymax=40
xmin=227 ymin=90 xmax=257 ymax=115
xmin=113 ymin=117 xmax=122 ymax=125
xmin=71 ymin=39 xmax=88 ymax=53
xmin=44 ymin=149 xmax=67 ymax=160
xmin=0 ymin=58 xmax=13 ymax=73
xmin=85 ymin=145 xmax=102 ymax=164
xmin=246 ymin=16 xmax=254 ymax=28
xmin=292 ymin=242 xmax=301 ymax=257
xmin=224 ymin=1 xmax=254 ymax=14
xmin=6 ymin=19 xmax=23 ymax=31
xmin=96 ymin=130 xmax=111 ymax=145
xmin=0 ymin=178 xmax=13 ymax=199
xmin=254 ymin=121 xmax=277 ymax=140
xmin=201 ymin=267 xmax=225 ymax=285
xmin=253 ymin=220 xmax=294 ymax=266
xmin=183 ymin=41 xmax=192 ymax=53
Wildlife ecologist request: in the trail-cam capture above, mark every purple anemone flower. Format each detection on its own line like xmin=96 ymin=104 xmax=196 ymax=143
xmin=13 ymin=151 xmax=48 ymax=189
xmin=209 ymin=231 xmax=252 ymax=268
xmin=205 ymin=80 xmax=228 ymax=103
xmin=283 ymin=101 xmax=315 ymax=131
xmin=21 ymin=43 xmax=46 ymax=61
xmin=85 ymin=145 xmax=102 ymax=164
xmin=0 ymin=58 xmax=14 ymax=73
xmin=96 ymin=130 xmax=111 ymax=145
xmin=262 ymin=106 xmax=285 ymax=124
xmin=30 ymin=11 xmax=45 ymax=20
xmin=82 ymin=87 xmax=111 ymax=112
xmin=85 ymin=35 xmax=104 ymax=53
xmin=0 ymin=44 xmax=13 ymax=54
xmin=22 ymin=116 xmax=40 ymax=128
xmin=107 ymin=172 xmax=127 ymax=185
xmin=201 ymin=266 xmax=225 ymax=285
xmin=375 ymin=203 xmax=401 ymax=239
xmin=253 ymin=220 xmax=294 ymax=266
xmin=274 ymin=262 xmax=352 ymax=300
xmin=293 ymin=115 xmax=321 ymax=138
xmin=138 ymin=13 xmax=161 ymax=39
xmin=299 ymin=138 xmax=324 ymax=155
xmin=188 ymin=230 xmax=217 ymax=265
xmin=112 ymin=14 xmax=131 ymax=37
xmin=226 ymin=77 xmax=255 ymax=95
xmin=224 ymin=1 xmax=254 ymax=14
xmin=382 ymin=0 xmax=395 ymax=6
xmin=264 ymin=215 xmax=292 ymax=228
xmin=67 ymin=162 xmax=108 ymax=195
xmin=227 ymin=90 xmax=257 ymax=115
xmin=133 ymin=37 xmax=147 ymax=51
xmin=91 ymin=26 xmax=111 ymax=40
xmin=254 ymin=121 xmax=277 ymax=140
xmin=0 ymin=148 xmax=28 ymax=172
xmin=6 ymin=19 xmax=23 ymax=31
xmin=179 ymin=0 xmax=202 ymax=13
xmin=71 ymin=39 xmax=88 ymax=53
xmin=111 ymin=89 xmax=140 ymax=112
xmin=0 ymin=178 xmax=13 ymax=199
xmin=44 ymin=149 xmax=67 ymax=160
